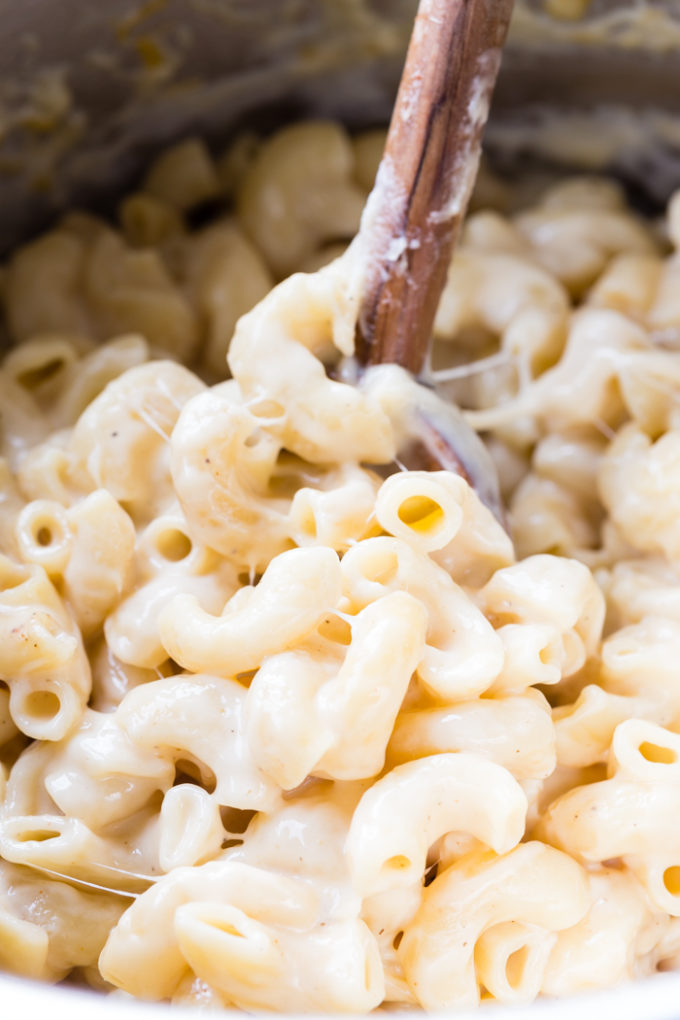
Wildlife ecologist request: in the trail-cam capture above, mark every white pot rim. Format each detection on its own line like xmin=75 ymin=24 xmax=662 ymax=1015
xmin=2 ymin=970 xmax=680 ymax=1020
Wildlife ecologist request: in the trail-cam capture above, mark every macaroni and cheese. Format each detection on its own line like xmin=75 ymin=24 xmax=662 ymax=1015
xmin=0 ymin=121 xmax=678 ymax=1011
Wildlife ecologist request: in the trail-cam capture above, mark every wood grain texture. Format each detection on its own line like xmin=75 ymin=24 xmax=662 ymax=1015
xmin=356 ymin=0 xmax=514 ymax=374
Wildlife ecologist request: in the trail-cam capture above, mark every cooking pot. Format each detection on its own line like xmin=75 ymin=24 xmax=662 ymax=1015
xmin=1 ymin=1 xmax=679 ymax=1016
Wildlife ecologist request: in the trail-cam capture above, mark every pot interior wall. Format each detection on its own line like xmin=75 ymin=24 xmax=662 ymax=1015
xmin=0 ymin=0 xmax=678 ymax=252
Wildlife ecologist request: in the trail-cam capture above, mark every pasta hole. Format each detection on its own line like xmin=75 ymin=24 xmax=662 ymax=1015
xmin=15 ymin=828 xmax=60 ymax=843
xmin=539 ymin=644 xmax=555 ymax=665
xmin=212 ymin=919 xmax=246 ymax=938
xmin=23 ymin=690 xmax=61 ymax=721
xmin=267 ymin=453 xmax=323 ymax=498
xmin=156 ymin=529 xmax=192 ymax=562
xmin=237 ymin=571 xmax=262 ymax=588
xmin=384 ymin=855 xmax=411 ymax=872
xmin=506 ymin=945 xmax=530 ymax=990
xmin=639 ymin=741 xmax=677 ymax=765
xmin=268 ymin=473 xmax=301 ymax=499
xmin=220 ymin=806 xmax=256 ymax=834
xmin=298 ymin=507 xmax=317 ymax=539
xmin=234 ymin=669 xmax=257 ymax=687
xmin=282 ymin=776 xmax=333 ymax=801
xmin=162 ymin=658 xmax=183 ymax=676
xmin=221 ymin=838 xmax=244 ymax=850
xmin=186 ymin=198 xmax=225 ymax=231
xmin=397 ymin=496 xmax=445 ymax=535
xmin=663 ymin=867 xmax=680 ymax=896
xmin=392 ymin=931 xmax=404 ymax=951
xmin=36 ymin=526 xmax=53 ymax=547
xmin=147 ymin=790 xmax=165 ymax=813
xmin=174 ymin=757 xmax=216 ymax=794
xmin=17 ymin=358 xmax=65 ymax=390
xmin=317 ymin=613 xmax=351 ymax=645
xmin=424 ymin=861 xmax=438 ymax=887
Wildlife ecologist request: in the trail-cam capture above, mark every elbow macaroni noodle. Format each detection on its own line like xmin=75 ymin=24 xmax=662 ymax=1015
xmin=0 ymin=119 xmax=679 ymax=1011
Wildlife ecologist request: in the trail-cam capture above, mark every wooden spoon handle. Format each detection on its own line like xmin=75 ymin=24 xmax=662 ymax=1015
xmin=356 ymin=0 xmax=514 ymax=375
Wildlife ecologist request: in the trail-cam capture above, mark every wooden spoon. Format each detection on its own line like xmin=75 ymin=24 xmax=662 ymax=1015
xmin=355 ymin=0 xmax=515 ymax=521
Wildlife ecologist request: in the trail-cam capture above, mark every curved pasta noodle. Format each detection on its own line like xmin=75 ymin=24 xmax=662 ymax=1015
xmin=237 ymin=121 xmax=365 ymax=278
xmin=475 ymin=921 xmax=556 ymax=1004
xmin=514 ymin=183 xmax=657 ymax=294
xmin=466 ymin=309 xmax=648 ymax=435
xmin=119 ymin=192 xmax=184 ymax=247
xmin=159 ymin=785 xmax=225 ymax=872
xmin=2 ymin=334 xmax=151 ymax=436
xmin=247 ymin=590 xmax=427 ymax=786
xmin=626 ymin=854 xmax=680 ymax=920
xmin=554 ymin=685 xmax=653 ymax=768
xmin=116 ymin=674 xmax=280 ymax=811
xmin=180 ymin=221 xmax=274 ymax=377
xmin=480 ymin=553 xmax=604 ymax=679
xmin=106 ymin=509 xmax=237 ymax=669
xmin=175 ymin=906 xmax=383 ymax=1013
xmin=138 ymin=790 xmax=384 ymax=1011
xmin=88 ymin=640 xmax=165 ymax=713
xmin=37 ymin=708 xmax=174 ymax=829
xmin=398 ymin=842 xmax=589 ymax=1009
xmin=69 ymin=360 xmax=205 ymax=517
xmin=49 ymin=334 xmax=151 ymax=430
xmin=359 ymin=369 xmax=515 ymax=586
xmin=0 ymin=810 xmax=160 ymax=886
xmin=62 ymin=490 xmax=136 ymax=636
xmin=341 ymin=537 xmax=504 ymax=700
xmin=549 ymin=617 xmax=680 ymax=766
xmin=387 ymin=691 xmax=555 ymax=779
xmin=17 ymin=487 xmax=137 ymax=638
xmin=606 ymin=558 xmax=680 ymax=629
xmin=5 ymin=230 xmax=90 ymax=342
xmin=83 ymin=229 xmax=198 ymax=361
xmin=435 ymin=250 xmax=569 ymax=373
xmin=374 ymin=471 xmax=466 ymax=554
xmin=346 ymin=753 xmax=527 ymax=896
xmin=361 ymin=882 xmax=422 ymax=1005
xmin=227 ymin=263 xmax=394 ymax=465
xmin=600 ymin=424 xmax=680 ymax=562
xmin=286 ymin=462 xmax=380 ymax=552
xmin=16 ymin=499 xmax=72 ymax=577
xmin=542 ymin=868 xmax=666 ymax=996
xmin=540 ymin=721 xmax=680 ymax=861
xmin=143 ymin=138 xmax=221 ymax=213
xmin=229 ymin=786 xmax=358 ymax=886
xmin=99 ymin=861 xmax=322 ymax=999
xmin=0 ymin=861 xmax=125 ymax=982
xmin=0 ymin=557 xmax=90 ymax=740
xmin=159 ymin=546 xmax=342 ymax=676
xmin=169 ymin=383 xmax=291 ymax=571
